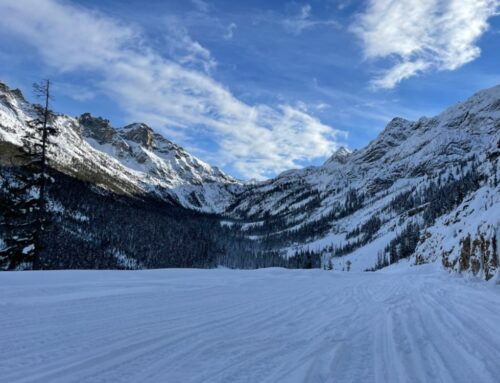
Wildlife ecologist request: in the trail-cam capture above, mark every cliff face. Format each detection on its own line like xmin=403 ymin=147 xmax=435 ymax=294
xmin=417 ymin=172 xmax=500 ymax=281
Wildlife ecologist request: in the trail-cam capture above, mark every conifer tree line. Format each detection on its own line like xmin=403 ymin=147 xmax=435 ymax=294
xmin=324 ymin=156 xmax=488 ymax=269
xmin=366 ymin=158 xmax=487 ymax=271
xmin=240 ymin=187 xmax=366 ymax=248
xmin=2 ymin=165 xmax=322 ymax=270
xmin=3 ymin=153 xmax=484 ymax=270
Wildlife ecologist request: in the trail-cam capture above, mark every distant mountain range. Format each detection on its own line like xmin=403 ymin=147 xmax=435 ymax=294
xmin=1 ymin=81 xmax=498 ymax=280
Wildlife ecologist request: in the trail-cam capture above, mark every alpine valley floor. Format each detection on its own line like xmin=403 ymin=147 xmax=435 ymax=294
xmin=1 ymin=266 xmax=499 ymax=383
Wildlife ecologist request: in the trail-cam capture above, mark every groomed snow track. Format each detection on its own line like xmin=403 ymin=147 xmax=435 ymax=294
xmin=1 ymin=267 xmax=499 ymax=383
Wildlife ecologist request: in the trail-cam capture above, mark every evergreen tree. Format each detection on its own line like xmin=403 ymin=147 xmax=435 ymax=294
xmin=346 ymin=260 xmax=352 ymax=272
xmin=0 ymin=161 xmax=40 ymax=270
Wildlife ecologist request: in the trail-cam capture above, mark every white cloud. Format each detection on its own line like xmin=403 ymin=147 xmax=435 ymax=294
xmin=352 ymin=0 xmax=500 ymax=89
xmin=223 ymin=23 xmax=237 ymax=40
xmin=0 ymin=0 xmax=345 ymax=179
xmin=283 ymin=4 xmax=340 ymax=35
xmin=191 ymin=0 xmax=210 ymax=13
xmin=315 ymin=102 xmax=331 ymax=111
xmin=164 ymin=19 xmax=217 ymax=73
xmin=55 ymin=82 xmax=97 ymax=102
xmin=370 ymin=60 xmax=431 ymax=90
xmin=336 ymin=1 xmax=353 ymax=10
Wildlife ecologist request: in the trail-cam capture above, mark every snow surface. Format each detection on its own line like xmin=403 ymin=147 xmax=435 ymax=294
xmin=1 ymin=267 xmax=499 ymax=383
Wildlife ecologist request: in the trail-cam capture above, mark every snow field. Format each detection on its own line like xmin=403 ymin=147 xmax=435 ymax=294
xmin=0 ymin=267 xmax=499 ymax=383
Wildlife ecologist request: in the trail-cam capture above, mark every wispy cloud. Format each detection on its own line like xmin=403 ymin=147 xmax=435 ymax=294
xmin=0 ymin=0 xmax=345 ymax=179
xmin=352 ymin=0 xmax=500 ymax=89
xmin=54 ymin=82 xmax=97 ymax=102
xmin=191 ymin=0 xmax=210 ymax=13
xmin=336 ymin=1 xmax=353 ymax=11
xmin=223 ymin=22 xmax=237 ymax=40
xmin=164 ymin=19 xmax=217 ymax=73
xmin=283 ymin=4 xmax=340 ymax=35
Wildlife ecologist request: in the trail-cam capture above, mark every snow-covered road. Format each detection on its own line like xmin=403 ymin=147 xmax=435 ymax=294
xmin=1 ymin=266 xmax=499 ymax=383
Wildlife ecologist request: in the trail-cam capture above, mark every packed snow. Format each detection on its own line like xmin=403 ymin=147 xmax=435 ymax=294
xmin=1 ymin=267 xmax=499 ymax=383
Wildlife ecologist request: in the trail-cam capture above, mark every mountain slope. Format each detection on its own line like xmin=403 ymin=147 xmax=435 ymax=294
xmin=0 ymin=82 xmax=240 ymax=212
xmin=223 ymin=85 xmax=500 ymax=279
xmin=1 ymin=81 xmax=499 ymax=278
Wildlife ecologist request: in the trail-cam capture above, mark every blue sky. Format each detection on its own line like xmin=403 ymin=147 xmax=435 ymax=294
xmin=0 ymin=0 xmax=499 ymax=179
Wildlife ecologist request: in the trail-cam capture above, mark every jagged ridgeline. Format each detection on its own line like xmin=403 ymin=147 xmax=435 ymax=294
xmin=0 ymin=81 xmax=499 ymax=277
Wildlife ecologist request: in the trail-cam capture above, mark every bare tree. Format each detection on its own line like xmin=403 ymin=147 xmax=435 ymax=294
xmin=32 ymin=80 xmax=55 ymax=208
xmin=30 ymin=80 xmax=56 ymax=269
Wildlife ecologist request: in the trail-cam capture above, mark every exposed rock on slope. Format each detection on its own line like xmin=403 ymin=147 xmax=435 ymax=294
xmin=1 ymin=80 xmax=499 ymax=278
xmin=0 ymin=83 xmax=240 ymax=212
xmin=223 ymin=85 xmax=500 ymax=279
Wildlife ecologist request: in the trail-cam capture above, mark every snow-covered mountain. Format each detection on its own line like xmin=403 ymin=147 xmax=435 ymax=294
xmin=1 ymin=81 xmax=499 ymax=279
xmin=222 ymin=85 xmax=500 ymax=279
xmin=0 ymin=82 xmax=240 ymax=212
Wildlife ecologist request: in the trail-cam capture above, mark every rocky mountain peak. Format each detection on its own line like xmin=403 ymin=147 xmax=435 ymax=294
xmin=359 ymin=119 xmax=412 ymax=164
xmin=383 ymin=117 xmax=413 ymax=135
xmin=436 ymin=85 xmax=500 ymax=133
xmin=0 ymin=82 xmax=24 ymax=101
xmin=324 ymin=146 xmax=352 ymax=165
xmin=462 ymin=84 xmax=500 ymax=110
xmin=78 ymin=113 xmax=116 ymax=144
xmin=120 ymin=123 xmax=155 ymax=150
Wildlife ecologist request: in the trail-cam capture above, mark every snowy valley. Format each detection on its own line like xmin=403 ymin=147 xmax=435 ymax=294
xmin=1 ymin=81 xmax=499 ymax=279
xmin=2 ymin=0 xmax=500 ymax=381
xmin=1 ymin=81 xmax=499 ymax=383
